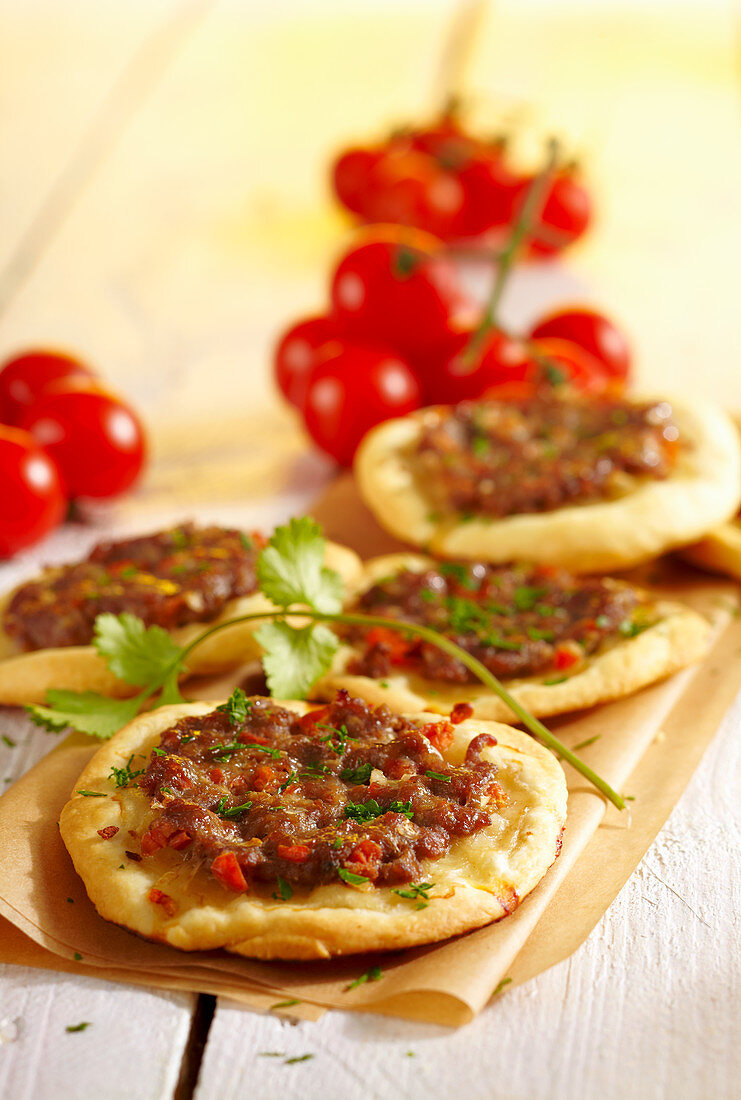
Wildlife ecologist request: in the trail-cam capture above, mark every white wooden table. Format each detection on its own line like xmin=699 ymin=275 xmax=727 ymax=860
xmin=1 ymin=3 xmax=739 ymax=1097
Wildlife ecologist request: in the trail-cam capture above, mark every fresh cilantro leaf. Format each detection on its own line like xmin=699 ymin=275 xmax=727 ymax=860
xmin=94 ymin=613 xmax=185 ymax=699
xmin=257 ymin=517 xmax=344 ymax=613
xmin=257 ymin=621 xmax=338 ymax=699
xmin=27 ymin=691 xmax=142 ymax=740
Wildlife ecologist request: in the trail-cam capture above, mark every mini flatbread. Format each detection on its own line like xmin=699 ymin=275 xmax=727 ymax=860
xmin=0 ymin=541 xmax=361 ymax=705
xmin=59 ymin=700 xmax=567 ymax=959
xmin=311 ymin=554 xmax=711 ymax=721
xmin=354 ymin=395 xmax=741 ymax=573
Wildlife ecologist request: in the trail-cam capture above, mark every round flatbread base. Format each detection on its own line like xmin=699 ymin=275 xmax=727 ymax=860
xmin=0 ymin=541 xmax=361 ymax=705
xmin=59 ymin=700 xmax=567 ymax=959
xmin=354 ymin=396 xmax=741 ymax=573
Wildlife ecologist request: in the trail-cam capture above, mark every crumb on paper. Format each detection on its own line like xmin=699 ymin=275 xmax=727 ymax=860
xmin=0 ymin=1017 xmax=23 ymax=1044
xmin=654 ymin=729 xmax=666 ymax=744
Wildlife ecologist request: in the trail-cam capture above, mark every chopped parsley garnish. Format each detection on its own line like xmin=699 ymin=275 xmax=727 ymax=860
xmin=438 ymin=562 xmax=479 ymax=590
xmin=152 ymin=746 xmax=166 ymax=757
xmin=73 ymin=952 xmax=82 ymax=961
xmin=425 ymin=769 xmax=451 ymax=782
xmin=619 ymin=617 xmax=651 ymax=638
xmin=170 ymin=528 xmax=189 ymax=549
xmin=392 ymin=882 xmax=434 ymax=909
xmin=331 ymin=837 xmax=343 ymax=850
xmin=1 ymin=735 xmax=16 ymax=748
xmin=301 ymin=761 xmax=330 ymax=777
xmin=346 ymin=964 xmax=383 ymax=991
xmin=160 ymin=786 xmax=175 ymax=797
xmin=65 ymin=1022 xmax=91 ymax=1033
xmin=215 ymin=797 xmax=253 ymax=818
xmin=543 ymin=674 xmax=568 ymax=686
xmin=279 ymin=771 xmax=299 ymax=791
xmin=76 ymin=790 xmax=107 ymax=798
xmin=338 ymin=868 xmax=369 ymax=885
xmin=526 ymin=626 xmax=554 ymax=642
xmin=273 ymin=876 xmax=293 ymax=901
xmin=239 ymin=531 xmax=254 ymax=552
xmin=343 ymin=761 xmax=375 ymax=787
xmin=344 ymin=799 xmax=413 ymax=823
xmin=573 ymin=734 xmax=601 ymax=750
xmin=317 ymin=723 xmax=357 ymax=753
xmin=513 ymin=585 xmax=547 ymax=611
xmin=270 ymin=999 xmax=300 ymax=1011
xmin=109 ymin=753 xmax=145 ymax=788
xmin=216 ymin=687 xmax=251 ymax=726
xmin=493 ymin=977 xmax=512 ymax=996
xmin=285 ymin=1055 xmax=314 ymax=1065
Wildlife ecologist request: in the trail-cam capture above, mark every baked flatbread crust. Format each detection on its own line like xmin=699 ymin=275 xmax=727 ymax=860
xmin=680 ymin=520 xmax=741 ymax=581
xmin=59 ymin=700 xmax=567 ymax=959
xmin=311 ymin=554 xmax=711 ymax=721
xmin=0 ymin=541 xmax=361 ymax=705
xmin=354 ymin=396 xmax=741 ymax=573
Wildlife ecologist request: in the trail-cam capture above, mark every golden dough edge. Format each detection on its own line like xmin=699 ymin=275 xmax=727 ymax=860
xmin=0 ymin=540 xmax=362 ymax=705
xmin=311 ymin=553 xmax=711 ymax=720
xmin=678 ymin=521 xmax=741 ymax=582
xmin=59 ymin=700 xmax=567 ymax=959
xmin=354 ymin=397 xmax=741 ymax=572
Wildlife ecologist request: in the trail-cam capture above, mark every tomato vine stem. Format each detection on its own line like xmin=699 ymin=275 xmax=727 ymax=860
xmin=171 ymin=606 xmax=625 ymax=811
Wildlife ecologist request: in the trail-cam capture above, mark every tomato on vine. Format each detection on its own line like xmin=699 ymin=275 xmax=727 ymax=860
xmin=274 ymin=315 xmax=341 ymax=409
xmin=0 ymin=349 xmax=96 ymax=425
xmin=21 ymin=379 xmax=147 ymax=500
xmin=529 ymin=307 xmax=630 ymax=382
xmin=0 ymin=425 xmax=66 ymax=557
xmin=302 ymin=341 xmax=421 ymax=466
xmin=330 ymin=228 xmax=462 ymax=358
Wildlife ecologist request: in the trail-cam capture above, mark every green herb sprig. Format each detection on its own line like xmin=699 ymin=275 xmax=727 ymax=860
xmin=26 ymin=518 xmax=625 ymax=810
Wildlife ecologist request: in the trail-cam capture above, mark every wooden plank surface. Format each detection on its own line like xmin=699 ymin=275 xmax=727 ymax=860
xmin=0 ymin=1 xmax=739 ymax=1097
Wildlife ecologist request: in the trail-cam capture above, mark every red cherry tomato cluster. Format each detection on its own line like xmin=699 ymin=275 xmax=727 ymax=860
xmin=274 ymin=225 xmax=631 ymax=465
xmin=0 ymin=350 xmax=148 ymax=557
xmin=332 ymin=113 xmax=592 ymax=255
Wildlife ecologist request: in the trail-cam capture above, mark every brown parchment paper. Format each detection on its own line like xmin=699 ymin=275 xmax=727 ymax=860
xmin=1 ymin=478 xmax=739 ymax=1026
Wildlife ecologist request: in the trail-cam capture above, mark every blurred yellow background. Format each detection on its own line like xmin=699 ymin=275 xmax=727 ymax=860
xmin=1 ymin=0 xmax=739 ymax=517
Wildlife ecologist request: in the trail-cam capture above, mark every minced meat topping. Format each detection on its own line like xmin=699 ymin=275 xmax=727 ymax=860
xmin=4 ymin=523 xmax=265 ymax=651
xmin=416 ymin=392 xmax=681 ymax=518
xmin=347 ymin=561 xmax=652 ymax=682
xmin=135 ymin=691 xmax=504 ymax=894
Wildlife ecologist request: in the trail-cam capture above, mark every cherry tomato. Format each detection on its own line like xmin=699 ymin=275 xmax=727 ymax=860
xmin=274 ymin=315 xmax=343 ymax=409
xmin=20 ymin=380 xmax=147 ymax=500
xmin=408 ymin=114 xmax=472 ymax=161
xmin=420 ymin=326 xmax=534 ymax=405
xmin=0 ymin=349 xmax=96 ymax=425
xmin=528 ymin=338 xmax=610 ymax=395
xmin=0 ymin=425 xmax=66 ymax=557
xmin=366 ymin=150 xmax=466 ymax=240
xmin=330 ymin=228 xmax=462 ymax=358
xmin=522 ymin=170 xmax=592 ymax=256
xmin=302 ymin=341 xmax=421 ymax=465
xmin=332 ymin=146 xmax=384 ymax=216
xmin=456 ymin=148 xmax=526 ymax=237
xmin=528 ymin=307 xmax=631 ymax=382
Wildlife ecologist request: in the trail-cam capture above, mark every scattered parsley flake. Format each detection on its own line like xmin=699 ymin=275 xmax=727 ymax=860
xmin=152 ymin=746 xmax=166 ymax=757
xmin=259 ymin=1051 xmax=285 ymax=1058
xmin=285 ymin=1054 xmax=314 ymax=1065
xmin=76 ymin=790 xmax=107 ymax=798
xmin=270 ymin=999 xmax=300 ymax=1011
xmin=392 ymin=882 xmax=434 ymax=907
xmin=425 ymin=769 xmax=451 ymax=783
xmin=109 ymin=753 xmax=145 ymax=788
xmin=216 ymin=687 xmax=251 ymax=726
xmin=274 ymin=876 xmax=293 ymax=901
xmin=239 ymin=532 xmax=254 ymax=552
xmin=338 ymin=868 xmax=369 ymax=886
xmin=65 ymin=1022 xmax=91 ymax=1033
xmin=573 ymin=734 xmax=601 ymax=750
xmin=1 ymin=735 xmax=16 ymax=748
xmin=543 ymin=675 xmax=568 ymax=686
xmin=73 ymin=952 xmax=82 ymax=961
xmin=493 ymin=977 xmax=512 ymax=996
xmin=340 ymin=762 xmax=372 ymax=785
xmin=346 ymin=964 xmax=383 ymax=991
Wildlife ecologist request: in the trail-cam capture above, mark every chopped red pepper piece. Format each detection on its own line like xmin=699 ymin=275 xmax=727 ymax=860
xmin=96 ymin=825 xmax=119 ymax=840
xmin=277 ymin=843 xmax=310 ymax=863
xmin=553 ymin=644 xmax=580 ymax=670
xmin=147 ymin=887 xmax=177 ymax=917
xmin=450 ymin=702 xmax=474 ymax=725
xmin=364 ymin=626 xmax=414 ymax=663
xmin=210 ymin=851 xmax=248 ymax=893
xmin=420 ymin=720 xmax=455 ymax=750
